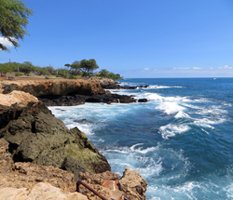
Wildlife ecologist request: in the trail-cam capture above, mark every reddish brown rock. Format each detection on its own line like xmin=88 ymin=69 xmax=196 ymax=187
xmin=0 ymin=79 xmax=105 ymax=97
xmin=0 ymin=183 xmax=88 ymax=200
xmin=119 ymin=168 xmax=147 ymax=200
xmin=78 ymin=169 xmax=147 ymax=200
xmin=0 ymin=136 xmax=147 ymax=200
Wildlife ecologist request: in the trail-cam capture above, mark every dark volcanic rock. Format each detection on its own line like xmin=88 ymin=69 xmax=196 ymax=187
xmin=73 ymin=119 xmax=93 ymax=124
xmin=39 ymin=95 xmax=86 ymax=106
xmin=138 ymin=98 xmax=148 ymax=103
xmin=0 ymin=105 xmax=22 ymax=132
xmin=86 ymin=94 xmax=136 ymax=104
xmin=0 ymin=102 xmax=111 ymax=175
xmin=40 ymin=93 xmax=137 ymax=106
xmin=102 ymin=82 xmax=149 ymax=90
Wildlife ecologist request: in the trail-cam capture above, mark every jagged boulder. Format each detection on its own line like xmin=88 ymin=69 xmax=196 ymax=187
xmin=119 ymin=168 xmax=147 ymax=200
xmin=78 ymin=169 xmax=147 ymax=200
xmin=0 ymin=102 xmax=111 ymax=175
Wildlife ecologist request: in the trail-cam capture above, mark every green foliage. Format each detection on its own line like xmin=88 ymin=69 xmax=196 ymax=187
xmin=79 ymin=59 xmax=99 ymax=74
xmin=43 ymin=66 xmax=56 ymax=75
xmin=65 ymin=61 xmax=81 ymax=75
xmin=0 ymin=62 xmax=48 ymax=76
xmin=0 ymin=0 xmax=32 ymax=50
xmin=0 ymin=62 xmax=66 ymax=77
xmin=0 ymin=62 xmax=18 ymax=73
xmin=56 ymin=69 xmax=69 ymax=78
xmin=15 ymin=72 xmax=24 ymax=76
xmin=66 ymin=59 xmax=99 ymax=77
xmin=97 ymin=69 xmax=122 ymax=80
xmin=19 ymin=61 xmax=36 ymax=75
xmin=0 ymin=60 xmax=122 ymax=80
xmin=68 ymin=74 xmax=80 ymax=79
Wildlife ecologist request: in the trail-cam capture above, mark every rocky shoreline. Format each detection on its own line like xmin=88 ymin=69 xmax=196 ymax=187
xmin=0 ymin=78 xmax=148 ymax=106
xmin=0 ymin=78 xmax=148 ymax=199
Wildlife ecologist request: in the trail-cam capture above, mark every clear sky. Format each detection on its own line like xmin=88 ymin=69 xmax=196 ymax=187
xmin=1 ymin=0 xmax=233 ymax=77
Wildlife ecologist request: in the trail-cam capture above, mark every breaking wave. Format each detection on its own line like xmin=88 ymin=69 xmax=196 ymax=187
xmin=159 ymin=124 xmax=190 ymax=139
xmin=143 ymin=85 xmax=183 ymax=89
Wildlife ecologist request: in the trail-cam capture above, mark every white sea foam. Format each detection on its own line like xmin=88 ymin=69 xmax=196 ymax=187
xmin=193 ymin=117 xmax=226 ymax=129
xmin=105 ymin=149 xmax=129 ymax=154
xmin=135 ymin=157 xmax=163 ymax=178
xmin=172 ymin=182 xmax=202 ymax=200
xmin=157 ymin=102 xmax=186 ymax=115
xmin=175 ymin=111 xmax=191 ymax=119
xmin=148 ymin=93 xmax=229 ymax=136
xmin=130 ymin=143 xmax=158 ymax=154
xmin=119 ymin=82 xmax=138 ymax=86
xmin=144 ymin=85 xmax=183 ymax=89
xmin=225 ymin=184 xmax=233 ymax=199
xmin=75 ymin=123 xmax=95 ymax=135
xmin=139 ymin=93 xmax=193 ymax=115
xmin=148 ymin=181 xmax=201 ymax=200
xmin=174 ymin=182 xmax=201 ymax=192
xmin=196 ymin=105 xmax=228 ymax=115
xmin=104 ymin=143 xmax=163 ymax=179
xmin=142 ymin=93 xmax=191 ymax=102
xmin=106 ymin=143 xmax=157 ymax=155
xmin=159 ymin=124 xmax=190 ymax=139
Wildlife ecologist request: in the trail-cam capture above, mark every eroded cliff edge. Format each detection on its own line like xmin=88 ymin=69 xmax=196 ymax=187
xmin=0 ymin=78 xmax=140 ymax=105
xmin=0 ymin=89 xmax=147 ymax=199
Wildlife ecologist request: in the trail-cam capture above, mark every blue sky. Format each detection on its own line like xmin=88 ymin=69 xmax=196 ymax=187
xmin=1 ymin=0 xmax=233 ymax=77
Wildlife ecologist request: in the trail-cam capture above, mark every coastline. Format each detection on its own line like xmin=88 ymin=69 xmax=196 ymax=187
xmin=0 ymin=78 xmax=147 ymax=200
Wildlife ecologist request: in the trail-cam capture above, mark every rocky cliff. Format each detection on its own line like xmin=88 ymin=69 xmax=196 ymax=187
xmin=0 ymin=91 xmax=110 ymax=175
xmin=0 ymin=79 xmax=105 ymax=97
xmin=0 ymin=78 xmax=138 ymax=106
xmin=0 ymin=90 xmax=148 ymax=199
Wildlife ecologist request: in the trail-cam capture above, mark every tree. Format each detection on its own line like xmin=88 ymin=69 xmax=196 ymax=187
xmin=44 ymin=66 xmax=55 ymax=75
xmin=56 ymin=69 xmax=69 ymax=78
xmin=98 ymin=69 xmax=109 ymax=77
xmin=19 ymin=61 xmax=35 ymax=75
xmin=79 ymin=59 xmax=99 ymax=75
xmin=0 ymin=0 xmax=31 ymax=50
xmin=97 ymin=69 xmax=122 ymax=80
xmin=65 ymin=59 xmax=99 ymax=76
xmin=64 ymin=62 xmax=80 ymax=75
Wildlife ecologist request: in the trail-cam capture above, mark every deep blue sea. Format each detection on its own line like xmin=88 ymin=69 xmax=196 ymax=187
xmin=50 ymin=78 xmax=233 ymax=200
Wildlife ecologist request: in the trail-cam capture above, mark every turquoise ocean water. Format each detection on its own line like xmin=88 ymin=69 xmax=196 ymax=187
xmin=50 ymin=78 xmax=233 ymax=200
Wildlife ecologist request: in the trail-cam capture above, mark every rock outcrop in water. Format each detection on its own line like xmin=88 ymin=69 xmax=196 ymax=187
xmin=99 ymin=78 xmax=149 ymax=90
xmin=40 ymin=93 xmax=136 ymax=106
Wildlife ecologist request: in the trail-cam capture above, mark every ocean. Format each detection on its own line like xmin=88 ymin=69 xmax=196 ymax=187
xmin=50 ymin=78 xmax=233 ymax=200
